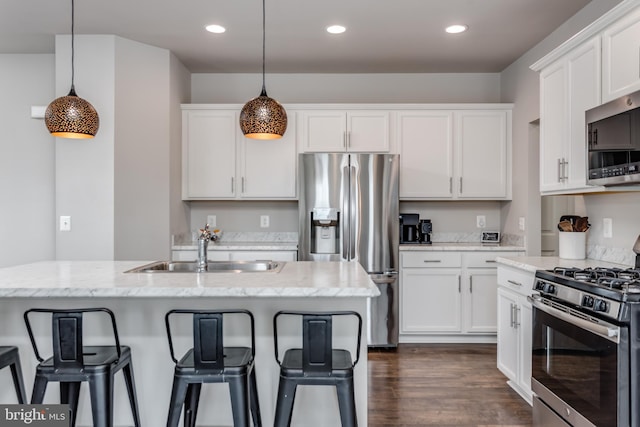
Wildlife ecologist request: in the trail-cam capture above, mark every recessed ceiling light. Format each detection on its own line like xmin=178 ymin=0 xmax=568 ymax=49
xmin=445 ymin=24 xmax=468 ymax=34
xmin=326 ymin=25 xmax=346 ymax=34
xmin=205 ymin=24 xmax=226 ymax=34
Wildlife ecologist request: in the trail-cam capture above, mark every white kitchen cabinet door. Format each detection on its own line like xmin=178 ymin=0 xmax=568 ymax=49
xmin=538 ymin=38 xmax=602 ymax=195
xmin=465 ymin=270 xmax=499 ymax=333
xmin=240 ymin=112 xmax=297 ymax=199
xmin=182 ymin=110 xmax=237 ymax=199
xmin=456 ymin=110 xmax=510 ymax=199
xmin=497 ymin=287 xmax=519 ymax=383
xmin=602 ymin=7 xmax=640 ymax=102
xmin=401 ymin=269 xmax=462 ymax=333
xmin=397 ymin=111 xmax=454 ymax=198
xmin=300 ymin=110 xmax=390 ymax=153
xmin=539 ymin=60 xmax=568 ymax=193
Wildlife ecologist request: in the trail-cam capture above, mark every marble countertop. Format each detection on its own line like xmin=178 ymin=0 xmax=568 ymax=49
xmin=0 ymin=261 xmax=378 ymax=298
xmin=400 ymin=243 xmax=525 ymax=252
xmin=496 ymin=256 xmax=631 ymax=274
xmin=172 ymin=242 xmax=298 ymax=251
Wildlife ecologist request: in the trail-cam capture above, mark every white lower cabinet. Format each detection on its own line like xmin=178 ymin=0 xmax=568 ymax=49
xmin=400 ymin=250 xmax=523 ymax=342
xmin=497 ymin=264 xmax=534 ymax=404
xmin=171 ymin=249 xmax=298 ymax=262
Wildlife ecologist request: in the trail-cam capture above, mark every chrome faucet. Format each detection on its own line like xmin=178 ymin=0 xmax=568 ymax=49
xmin=196 ymin=224 xmax=219 ymax=272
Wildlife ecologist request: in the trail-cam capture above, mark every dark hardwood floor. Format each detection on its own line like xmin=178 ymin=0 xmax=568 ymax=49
xmin=368 ymin=344 xmax=533 ymax=426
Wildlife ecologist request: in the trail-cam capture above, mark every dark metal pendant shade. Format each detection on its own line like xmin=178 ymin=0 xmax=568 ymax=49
xmin=46 ymin=0 xmax=99 ymax=139
xmin=239 ymin=0 xmax=287 ymax=139
xmin=240 ymin=89 xmax=287 ymax=140
xmin=45 ymin=87 xmax=99 ymax=139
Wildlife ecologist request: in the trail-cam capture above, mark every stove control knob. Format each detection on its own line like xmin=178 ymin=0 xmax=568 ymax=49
xmin=582 ymin=295 xmax=594 ymax=308
xmin=535 ymin=280 xmax=545 ymax=291
xmin=543 ymin=283 xmax=556 ymax=294
xmin=593 ymin=299 xmax=609 ymax=312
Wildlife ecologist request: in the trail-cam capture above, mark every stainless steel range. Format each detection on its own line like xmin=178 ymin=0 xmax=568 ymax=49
xmin=530 ymin=266 xmax=640 ymax=427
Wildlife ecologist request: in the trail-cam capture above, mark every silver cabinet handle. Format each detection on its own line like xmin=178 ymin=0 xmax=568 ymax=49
xmin=563 ymin=159 xmax=569 ymax=180
xmin=343 ymin=131 xmax=347 ymax=148
xmin=458 ymin=275 xmax=461 ymax=293
xmin=514 ymin=305 xmax=521 ymax=328
xmin=557 ymin=158 xmax=562 ymax=182
xmin=459 ymin=177 xmax=463 ymax=194
xmin=509 ymin=303 xmax=514 ymax=327
xmin=470 ymin=276 xmax=473 ymax=293
xmin=485 ymin=260 xmax=497 ymax=263
xmin=231 ymin=177 xmax=234 ymax=192
xmin=423 ymin=260 xmax=442 ymax=263
xmin=449 ymin=177 xmax=453 ymax=194
xmin=507 ymin=279 xmax=522 ymax=287
xmin=241 ymin=177 xmax=245 ymax=193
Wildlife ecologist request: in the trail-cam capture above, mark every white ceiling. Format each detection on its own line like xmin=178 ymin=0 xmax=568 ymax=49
xmin=0 ymin=0 xmax=596 ymax=73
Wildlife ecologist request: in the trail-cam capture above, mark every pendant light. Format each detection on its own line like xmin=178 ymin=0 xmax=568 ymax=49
xmin=45 ymin=0 xmax=99 ymax=139
xmin=239 ymin=0 xmax=287 ymax=139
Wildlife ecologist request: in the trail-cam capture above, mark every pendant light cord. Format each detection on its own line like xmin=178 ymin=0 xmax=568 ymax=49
xmin=260 ymin=0 xmax=267 ymax=96
xmin=69 ymin=0 xmax=77 ymax=96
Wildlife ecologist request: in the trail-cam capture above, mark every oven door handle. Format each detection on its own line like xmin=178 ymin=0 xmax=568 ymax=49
xmin=527 ymin=295 xmax=620 ymax=343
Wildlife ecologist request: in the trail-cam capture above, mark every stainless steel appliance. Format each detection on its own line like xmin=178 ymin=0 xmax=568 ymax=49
xmin=399 ymin=213 xmax=420 ymax=244
xmin=418 ymin=219 xmax=432 ymax=245
xmin=586 ymin=88 xmax=640 ymax=186
xmin=530 ymin=266 xmax=640 ymax=427
xmin=298 ymin=153 xmax=399 ymax=347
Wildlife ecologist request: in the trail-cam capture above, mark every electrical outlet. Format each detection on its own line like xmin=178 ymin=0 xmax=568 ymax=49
xmin=603 ymin=218 xmax=613 ymax=238
xmin=260 ymin=215 xmax=270 ymax=228
xmin=518 ymin=217 xmax=526 ymax=231
xmin=59 ymin=215 xmax=71 ymax=231
xmin=476 ymin=215 xmax=486 ymax=229
xmin=207 ymin=215 xmax=217 ymax=228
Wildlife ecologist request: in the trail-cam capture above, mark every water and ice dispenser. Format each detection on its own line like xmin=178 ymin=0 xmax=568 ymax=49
xmin=310 ymin=208 xmax=340 ymax=254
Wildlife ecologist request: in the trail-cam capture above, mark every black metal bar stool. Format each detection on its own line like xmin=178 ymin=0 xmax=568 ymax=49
xmin=24 ymin=308 xmax=142 ymax=427
xmin=272 ymin=310 xmax=363 ymax=427
xmin=0 ymin=346 xmax=27 ymax=403
xmin=164 ymin=309 xmax=261 ymax=427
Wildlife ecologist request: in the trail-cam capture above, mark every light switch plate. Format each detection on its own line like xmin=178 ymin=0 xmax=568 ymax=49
xmin=59 ymin=216 xmax=71 ymax=231
xmin=603 ymin=218 xmax=613 ymax=238
xmin=207 ymin=215 xmax=216 ymax=227
xmin=260 ymin=215 xmax=270 ymax=228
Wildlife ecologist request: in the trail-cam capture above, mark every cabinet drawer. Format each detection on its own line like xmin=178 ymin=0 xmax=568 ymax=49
xmin=497 ymin=265 xmax=535 ymax=294
xmin=402 ymin=252 xmax=462 ymax=268
xmin=466 ymin=251 xmax=523 ymax=268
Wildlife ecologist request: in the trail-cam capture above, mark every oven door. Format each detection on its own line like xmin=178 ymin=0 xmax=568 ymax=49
xmin=529 ymin=295 xmax=626 ymax=427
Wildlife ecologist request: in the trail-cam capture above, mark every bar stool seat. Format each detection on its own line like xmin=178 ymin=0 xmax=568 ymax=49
xmin=24 ymin=308 xmax=141 ymax=427
xmin=0 ymin=346 xmax=27 ymax=403
xmin=165 ymin=309 xmax=261 ymax=427
xmin=273 ymin=310 xmax=362 ymax=427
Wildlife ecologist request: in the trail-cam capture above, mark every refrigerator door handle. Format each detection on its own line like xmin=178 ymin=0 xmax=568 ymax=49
xmin=342 ymin=164 xmax=350 ymax=261
xmin=349 ymin=164 xmax=358 ymax=260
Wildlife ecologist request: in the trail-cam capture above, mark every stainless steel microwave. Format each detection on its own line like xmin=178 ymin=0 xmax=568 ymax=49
xmin=586 ymin=89 xmax=640 ymax=186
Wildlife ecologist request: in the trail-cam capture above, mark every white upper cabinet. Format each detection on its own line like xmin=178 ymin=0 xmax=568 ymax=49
xmin=456 ymin=110 xmax=510 ymax=199
xmin=182 ymin=106 xmax=297 ymax=200
xmin=538 ymin=38 xmax=603 ymax=195
xmin=300 ymin=110 xmax=391 ymax=152
xmin=398 ymin=108 xmax=512 ymax=200
xmin=397 ymin=111 xmax=454 ymax=198
xmin=182 ymin=109 xmax=237 ymax=199
xmin=602 ymin=6 xmax=640 ymax=103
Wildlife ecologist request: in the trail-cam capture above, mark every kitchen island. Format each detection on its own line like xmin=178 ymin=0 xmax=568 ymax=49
xmin=0 ymin=260 xmax=378 ymax=427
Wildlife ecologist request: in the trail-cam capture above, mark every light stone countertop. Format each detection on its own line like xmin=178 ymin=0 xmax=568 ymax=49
xmin=496 ymin=255 xmax=631 ymax=274
xmin=400 ymin=243 xmax=525 ymax=252
xmin=0 ymin=261 xmax=378 ymax=298
xmin=172 ymin=242 xmax=298 ymax=251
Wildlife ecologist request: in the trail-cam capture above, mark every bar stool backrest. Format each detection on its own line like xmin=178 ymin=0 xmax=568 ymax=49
xmin=24 ymin=308 xmax=122 ymax=368
xmin=165 ymin=309 xmax=256 ymax=374
xmin=193 ymin=312 xmax=224 ymax=371
xmin=303 ymin=314 xmax=333 ymax=375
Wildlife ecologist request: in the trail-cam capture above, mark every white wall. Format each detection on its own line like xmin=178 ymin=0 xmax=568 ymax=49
xmin=0 ymin=54 xmax=56 ymax=267
xmin=499 ymin=0 xmax=622 ymax=255
xmin=191 ymin=73 xmax=502 ymax=104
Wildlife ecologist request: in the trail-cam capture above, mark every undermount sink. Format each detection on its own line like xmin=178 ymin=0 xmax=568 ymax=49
xmin=124 ymin=260 xmax=284 ymax=274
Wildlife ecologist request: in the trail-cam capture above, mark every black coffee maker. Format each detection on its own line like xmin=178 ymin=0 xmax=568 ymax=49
xmin=399 ymin=213 xmax=420 ymax=244
xmin=418 ymin=219 xmax=432 ymax=244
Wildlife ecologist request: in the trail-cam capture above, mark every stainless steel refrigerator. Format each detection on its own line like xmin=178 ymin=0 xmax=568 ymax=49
xmin=298 ymin=153 xmax=399 ymax=347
